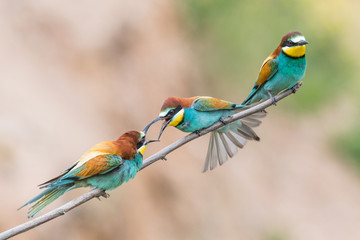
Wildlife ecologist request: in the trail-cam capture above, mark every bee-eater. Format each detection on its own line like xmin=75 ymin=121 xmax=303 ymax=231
xmin=20 ymin=130 xmax=154 ymax=218
xmin=148 ymin=96 xmax=266 ymax=172
xmin=242 ymin=31 xmax=309 ymax=105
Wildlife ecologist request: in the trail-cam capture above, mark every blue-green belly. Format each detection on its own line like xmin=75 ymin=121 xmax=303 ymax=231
xmin=248 ymin=52 xmax=306 ymax=104
xmin=82 ymin=154 xmax=143 ymax=190
xmin=177 ymin=108 xmax=235 ymax=132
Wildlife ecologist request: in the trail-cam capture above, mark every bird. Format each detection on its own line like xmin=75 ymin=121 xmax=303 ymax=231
xmin=19 ymin=130 xmax=155 ymax=218
xmin=148 ymin=96 xmax=266 ymax=172
xmin=242 ymin=31 xmax=309 ymax=105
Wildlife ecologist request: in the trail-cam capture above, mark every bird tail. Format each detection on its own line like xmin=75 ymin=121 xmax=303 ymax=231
xmin=202 ymin=110 xmax=266 ymax=172
xmin=19 ymin=183 xmax=75 ymax=218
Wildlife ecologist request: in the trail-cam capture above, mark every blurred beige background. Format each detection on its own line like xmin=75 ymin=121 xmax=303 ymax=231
xmin=1 ymin=0 xmax=360 ymax=240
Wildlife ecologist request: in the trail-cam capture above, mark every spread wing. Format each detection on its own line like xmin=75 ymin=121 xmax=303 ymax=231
xmin=242 ymin=56 xmax=278 ymax=105
xmin=192 ymin=97 xmax=242 ymax=112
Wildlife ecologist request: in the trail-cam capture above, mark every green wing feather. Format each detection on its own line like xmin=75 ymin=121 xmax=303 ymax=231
xmin=193 ymin=97 xmax=242 ymax=112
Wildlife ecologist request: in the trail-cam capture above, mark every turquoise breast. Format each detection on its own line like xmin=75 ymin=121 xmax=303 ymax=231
xmin=84 ymin=154 xmax=143 ymax=190
xmin=177 ymin=108 xmax=234 ymax=132
xmin=264 ymin=52 xmax=307 ymax=94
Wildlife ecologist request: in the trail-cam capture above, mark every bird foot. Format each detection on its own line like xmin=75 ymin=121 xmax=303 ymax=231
xmin=194 ymin=130 xmax=201 ymax=136
xmin=59 ymin=210 xmax=66 ymax=216
xmin=267 ymin=91 xmax=277 ymax=105
xmin=219 ymin=117 xmax=228 ymax=125
xmin=291 ymin=82 xmax=302 ymax=93
xmin=161 ymin=156 xmax=167 ymax=161
xmin=97 ymin=191 xmax=110 ymax=200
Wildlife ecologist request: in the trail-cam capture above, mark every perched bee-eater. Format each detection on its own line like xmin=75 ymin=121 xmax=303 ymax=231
xmin=148 ymin=96 xmax=266 ymax=172
xmin=20 ymin=130 xmax=155 ymax=218
xmin=242 ymin=31 xmax=309 ymax=105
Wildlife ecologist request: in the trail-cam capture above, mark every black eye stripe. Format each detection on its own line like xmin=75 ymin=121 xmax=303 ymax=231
xmin=137 ymin=137 xmax=145 ymax=149
xmin=174 ymin=105 xmax=182 ymax=112
xmin=166 ymin=105 xmax=182 ymax=117
xmin=283 ymin=40 xmax=301 ymax=47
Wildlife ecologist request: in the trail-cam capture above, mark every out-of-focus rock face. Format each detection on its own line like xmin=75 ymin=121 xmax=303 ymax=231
xmin=2 ymin=1 xmax=360 ymax=240
xmin=0 ymin=1 xmax=198 ymax=239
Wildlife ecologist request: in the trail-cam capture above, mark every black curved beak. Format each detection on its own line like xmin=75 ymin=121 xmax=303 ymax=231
xmin=158 ymin=118 xmax=172 ymax=140
xmin=142 ymin=117 xmax=163 ymax=134
xmin=144 ymin=139 xmax=160 ymax=145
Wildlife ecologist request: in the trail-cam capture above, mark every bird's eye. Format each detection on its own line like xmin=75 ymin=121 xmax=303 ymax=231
xmin=137 ymin=137 xmax=145 ymax=149
xmin=167 ymin=109 xmax=175 ymax=116
xmin=288 ymin=41 xmax=294 ymax=46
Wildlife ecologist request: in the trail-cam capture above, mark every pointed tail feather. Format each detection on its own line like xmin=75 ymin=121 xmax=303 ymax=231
xmin=19 ymin=184 xmax=74 ymax=218
xmin=214 ymin=132 xmax=227 ymax=166
xmin=203 ymin=131 xmax=244 ymax=172
xmin=203 ymin=137 xmax=212 ymax=172
xmin=224 ymin=131 xmax=246 ymax=148
xmin=203 ymin=133 xmax=217 ymax=172
xmin=218 ymin=132 xmax=237 ymax=158
xmin=241 ymin=117 xmax=262 ymax=127
xmin=240 ymin=110 xmax=266 ymax=126
xmin=237 ymin=124 xmax=260 ymax=141
xmin=209 ymin=136 xmax=218 ymax=171
xmin=235 ymin=110 xmax=266 ymax=141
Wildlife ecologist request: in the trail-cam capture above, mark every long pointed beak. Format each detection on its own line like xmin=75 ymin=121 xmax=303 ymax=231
xmin=142 ymin=117 xmax=163 ymax=134
xmin=144 ymin=139 xmax=160 ymax=145
xmin=299 ymin=40 xmax=309 ymax=45
xmin=138 ymin=139 xmax=160 ymax=156
xmin=158 ymin=118 xmax=172 ymax=140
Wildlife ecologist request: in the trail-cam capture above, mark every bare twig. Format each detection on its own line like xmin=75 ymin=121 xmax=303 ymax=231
xmin=0 ymin=188 xmax=105 ymax=240
xmin=0 ymin=82 xmax=302 ymax=240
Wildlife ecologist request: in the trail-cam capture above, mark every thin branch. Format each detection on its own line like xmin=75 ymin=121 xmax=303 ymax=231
xmin=0 ymin=82 xmax=302 ymax=240
xmin=0 ymin=189 xmax=105 ymax=240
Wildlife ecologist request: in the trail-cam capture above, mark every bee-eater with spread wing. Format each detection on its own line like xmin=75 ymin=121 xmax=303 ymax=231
xmin=20 ymin=130 xmax=155 ymax=218
xmin=242 ymin=31 xmax=309 ymax=105
xmin=148 ymin=96 xmax=266 ymax=172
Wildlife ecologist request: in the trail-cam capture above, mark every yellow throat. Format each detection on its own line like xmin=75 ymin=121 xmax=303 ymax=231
xmin=283 ymin=45 xmax=306 ymax=58
xmin=169 ymin=109 xmax=184 ymax=127
xmin=138 ymin=145 xmax=147 ymax=155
